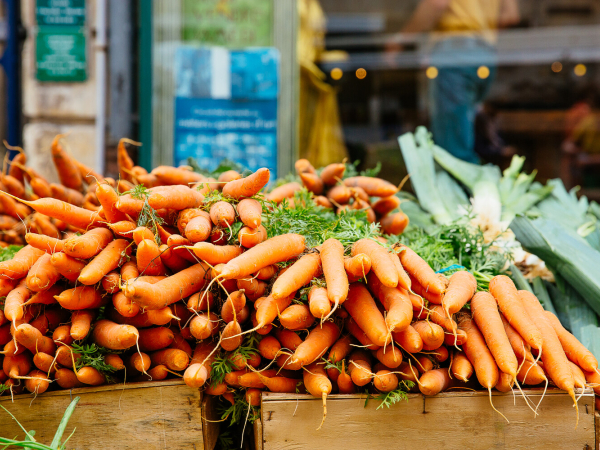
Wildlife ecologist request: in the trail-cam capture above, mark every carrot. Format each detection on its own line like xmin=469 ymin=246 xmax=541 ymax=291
xmin=53 ymin=324 xmax=73 ymax=346
xmin=4 ymin=280 xmax=31 ymax=321
xmin=177 ymin=208 xmax=203 ymax=234
xmin=267 ymin=182 xmax=302 ymax=204
xmin=0 ymin=245 xmax=45 ymax=280
xmin=50 ymin=183 xmax=84 ymax=205
xmin=92 ymin=319 xmax=139 ymax=350
xmin=0 ymin=278 xmax=17 ymax=298
xmin=396 ymin=245 xmax=444 ymax=296
xmin=221 ymin=291 xmax=247 ymax=323
xmin=352 ymin=239 xmax=398 ymax=288
xmin=280 ymin=304 xmax=315 ymax=330
xmin=0 ymin=323 xmax=12 ymax=346
xmin=326 ymin=335 xmax=353 ymax=379
xmin=348 ymin=350 xmax=373 ymax=386
xmin=344 ymin=283 xmax=390 ymax=347
xmin=183 ymin=340 xmax=217 ymax=388
xmin=221 ymin=320 xmax=243 ymax=352
xmin=343 ymin=176 xmax=397 ymax=197
xmin=441 ymin=270 xmax=477 ymax=317
xmin=489 ymin=276 xmax=543 ymax=351
xmin=583 ymin=370 xmax=600 ymax=395
xmin=50 ymin=252 xmax=86 ymax=283
xmin=471 ymin=291 xmax=518 ymax=381
xmin=370 ymin=369 xmax=397 ymax=393
xmin=76 ymin=366 xmax=106 ymax=386
xmin=418 ymin=305 xmax=457 ymax=333
xmin=488 ymin=323 xmax=527 ymax=373
xmin=75 ymin=159 xmax=103 ymax=185
xmin=217 ymin=170 xmax=241 ymax=184
xmin=375 ymin=345 xmax=403 ymax=369
xmin=190 ymin=312 xmax=219 ymax=340
xmin=147 ymin=185 xmax=203 ymax=211
xmin=320 ymin=238 xmax=348 ymax=309
xmin=346 ymin=318 xmax=380 ymax=351
xmin=209 ymin=201 xmax=235 ymax=227
xmin=25 ymin=253 xmax=61 ymax=292
xmin=344 ymin=253 xmax=371 ymax=282
xmin=31 ymin=214 xmax=60 ymax=238
xmin=303 ymin=362 xmax=331 ymax=430
xmin=222 ymin=167 xmax=270 ymax=199
xmin=289 ymin=321 xmax=340 ymax=369
xmin=77 ymin=239 xmax=130 ymax=285
xmin=366 ymin=271 xmax=412 ymax=332
xmin=107 ymin=220 xmax=137 ymax=238
xmin=63 ymin=228 xmax=114 ymax=259
xmin=271 ymin=253 xmax=321 ymax=301
xmin=238 ymin=225 xmax=267 ymax=248
xmin=458 ymin=316 xmax=500 ymax=405
xmin=135 ymin=239 xmax=166 ymax=276
xmin=380 ymin=211 xmax=409 ymax=235
xmin=190 ymin=243 xmax=242 ymax=265
xmin=519 ymin=290 xmax=577 ymax=409
xmin=182 ymin=214 xmax=211 ymax=245
xmin=419 ymin=368 xmax=451 ymax=396
xmin=132 ymin=226 xmax=155 ymax=245
xmin=150 ymin=348 xmax=189 ymax=371
xmin=33 ymin=352 xmax=58 ymax=374
xmin=299 ymin=172 xmax=324 ymax=195
xmin=258 ymin=336 xmax=281 ymax=360
xmin=54 ymin=368 xmax=84 ymax=389
xmin=23 ymin=369 xmax=50 ymax=394
xmin=372 ymin=196 xmax=400 ymax=216
xmin=138 ymin=327 xmax=174 ymax=352
xmin=187 ymin=290 xmax=215 ymax=313
xmin=3 ymin=352 xmax=32 ymax=378
xmin=275 ymin=330 xmax=303 ymax=353
xmin=412 ymin=320 xmax=444 ymax=351
xmin=295 ymin=159 xmax=315 ymax=174
xmin=7 ymin=151 xmax=26 ymax=183
xmin=104 ymin=354 xmax=125 ymax=371
xmin=152 ymin=165 xmax=204 ymax=186
xmin=14 ymin=324 xmax=56 ymax=354
xmin=308 ymin=286 xmax=331 ymax=320
xmin=318 ymin=163 xmax=344 ymax=185
xmin=221 ymin=234 xmax=305 ymax=279
xmin=545 ymin=311 xmax=598 ymax=373
xmin=517 ymin=359 xmax=547 ymax=385
xmin=4 ymin=194 xmax=104 ymax=229
xmin=101 ymin=272 xmax=120 ymax=294
xmin=51 ymin=134 xmax=83 ymax=191
xmin=452 ymin=351 xmax=474 ymax=382
xmin=237 ymin=198 xmax=262 ymax=228
xmin=117 ymin=138 xmax=137 ymax=182
xmin=124 ymin=262 xmax=211 ymax=309
xmin=69 ymin=310 xmax=95 ymax=341
xmin=25 ymin=233 xmax=63 ymax=254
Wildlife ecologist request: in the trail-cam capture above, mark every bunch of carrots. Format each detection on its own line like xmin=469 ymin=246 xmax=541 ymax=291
xmin=0 ymin=139 xmax=596 ymax=433
xmin=269 ymin=159 xmax=409 ymax=236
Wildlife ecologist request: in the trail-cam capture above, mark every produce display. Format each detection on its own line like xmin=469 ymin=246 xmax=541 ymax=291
xmin=0 ymin=135 xmax=597 ymax=445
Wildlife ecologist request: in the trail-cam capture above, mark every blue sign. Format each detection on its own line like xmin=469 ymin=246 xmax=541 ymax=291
xmin=173 ymin=46 xmax=279 ymax=176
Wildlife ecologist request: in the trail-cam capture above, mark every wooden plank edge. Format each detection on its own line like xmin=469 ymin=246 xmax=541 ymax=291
xmin=262 ymin=388 xmax=594 ymax=403
xmin=202 ymin=393 xmax=219 ymax=450
xmin=0 ymin=379 xmax=189 ymax=402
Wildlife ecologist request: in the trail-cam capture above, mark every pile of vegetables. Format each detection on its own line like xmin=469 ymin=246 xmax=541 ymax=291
xmin=0 ymin=137 xmax=596 ymax=443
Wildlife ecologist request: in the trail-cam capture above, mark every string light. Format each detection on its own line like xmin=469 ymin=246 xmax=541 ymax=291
xmin=356 ymin=68 xmax=367 ymax=79
xmin=425 ymin=66 xmax=438 ymax=79
xmin=477 ymin=66 xmax=490 ymax=79
xmin=551 ymin=62 xmax=562 ymax=73
xmin=330 ymin=68 xmax=343 ymax=80
xmin=574 ymin=64 xmax=587 ymax=76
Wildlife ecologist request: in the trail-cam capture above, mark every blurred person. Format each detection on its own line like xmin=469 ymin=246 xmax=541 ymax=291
xmin=388 ymin=0 xmax=520 ymax=163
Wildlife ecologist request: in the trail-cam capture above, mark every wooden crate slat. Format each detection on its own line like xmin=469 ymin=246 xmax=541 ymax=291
xmin=259 ymin=389 xmax=595 ymax=450
xmin=0 ymin=380 xmax=210 ymax=450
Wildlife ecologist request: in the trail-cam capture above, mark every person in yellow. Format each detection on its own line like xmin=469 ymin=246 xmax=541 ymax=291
xmin=394 ymin=0 xmax=519 ymax=163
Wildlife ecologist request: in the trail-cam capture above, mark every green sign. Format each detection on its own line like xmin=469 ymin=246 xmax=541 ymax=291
xmin=36 ymin=0 xmax=86 ymax=26
xmin=182 ymin=0 xmax=273 ymax=47
xmin=36 ymin=27 xmax=86 ymax=82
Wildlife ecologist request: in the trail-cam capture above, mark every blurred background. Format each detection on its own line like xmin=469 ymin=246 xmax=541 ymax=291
xmin=1 ymin=0 xmax=599 ymax=196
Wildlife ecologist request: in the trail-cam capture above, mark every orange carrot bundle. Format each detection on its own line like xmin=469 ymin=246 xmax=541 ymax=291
xmin=442 ymin=270 xmax=477 ymax=316
xmin=352 ymin=239 xmax=398 ymax=288
xmin=344 ymin=283 xmax=390 ymax=347
xmin=366 ymin=271 xmax=412 ymax=332
xmin=0 ymin=245 xmax=45 ymax=280
xmin=222 ymin=167 xmax=270 ymax=199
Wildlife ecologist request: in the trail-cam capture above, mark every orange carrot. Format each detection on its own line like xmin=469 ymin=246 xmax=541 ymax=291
xmin=397 ymin=244 xmax=445 ymax=295
xmin=50 ymin=252 xmax=86 ymax=283
xmin=152 ymin=165 xmax=204 ymax=185
xmin=343 ymin=176 xmax=398 ymax=197
xmin=150 ymin=348 xmax=189 ymax=371
xmin=92 ymin=319 xmax=139 ymax=350
xmin=238 ymin=225 xmax=267 ymax=248
xmin=518 ymin=290 xmax=576 ymax=410
xmin=25 ymin=253 xmax=61 ymax=292
xmin=70 ymin=310 xmax=95 ymax=340
xmin=78 ymin=239 xmax=130 ymax=285
xmin=117 ymin=138 xmax=137 ymax=182
xmin=0 ymin=245 xmax=45 ymax=280
xmin=373 ymin=369 xmax=399 ymax=392
xmin=267 ymin=182 xmax=302 ymax=204
xmin=221 ymin=290 xmax=247 ymax=323
xmin=209 ymin=201 xmax=236 ymax=227
xmin=280 ymin=304 xmax=315 ymax=330
xmin=391 ymin=325 xmax=423 ymax=354
xmin=545 ymin=311 xmax=598 ymax=373
xmin=452 ymin=352 xmax=474 ymax=382
xmin=271 ymin=253 xmax=321 ymax=300
xmin=412 ymin=320 xmax=444 ymax=351
xmin=471 ymin=291 xmax=518 ymax=380
xmin=55 ymin=368 xmax=85 ymax=389
xmin=366 ymin=271 xmax=412 ymax=332
xmin=346 ymin=318 xmax=380 ymax=351
xmin=222 ymin=167 xmax=270 ymax=199
xmin=221 ymin=320 xmax=243 ymax=352
xmin=337 ymin=360 xmax=355 ymax=394
xmin=276 ymin=329 xmax=303 ymax=352
xmin=75 ymin=159 xmax=103 ymax=185
xmin=220 ymin=234 xmax=305 ymax=280
xmin=187 ymin=290 xmax=215 ymax=313
xmin=184 ymin=211 xmax=212 ymax=243
xmin=289 ymin=321 xmax=340 ymax=368
xmin=190 ymin=243 xmax=242 ymax=265
xmin=53 ymin=324 xmax=73 ymax=346
xmin=308 ymin=286 xmax=331 ymax=320
xmin=0 ymin=278 xmax=17 ymax=297
xmin=33 ymin=352 xmax=58 ymax=374
xmin=303 ymin=362 xmax=331 ymax=430
xmin=344 ymin=253 xmax=371 ymax=281
xmin=375 ymin=345 xmax=403 ymax=369
xmin=125 ymin=263 xmax=211 ymax=309
xmin=63 ymin=228 xmax=114 ymax=259
xmin=320 ymin=238 xmax=348 ymax=308
xmin=107 ymin=220 xmax=137 ymax=238
xmin=50 ymin=183 xmax=84 ymax=206
xmin=344 ymin=283 xmax=390 ymax=347
xmin=76 ymin=366 xmax=105 ymax=385
xmin=24 ymin=369 xmax=50 ymax=394
xmin=259 ymin=336 xmax=281 ymax=360
xmin=499 ymin=315 xmax=532 ymax=363
xmin=299 ymin=172 xmax=324 ymax=195
xmin=442 ymin=270 xmax=477 ymax=316
xmin=372 ymin=196 xmax=401 ymax=216
xmin=4 ymin=280 xmax=31 ymax=321
xmin=349 ymin=350 xmax=373 ymax=386
xmin=132 ymin=226 xmax=155 ymax=245
xmin=183 ymin=341 xmax=217 ymax=388
xmin=295 ymin=159 xmax=315 ymax=174
xmin=25 ymin=233 xmax=64 ymax=254
xmin=327 ymin=185 xmax=351 ymax=204
xmin=14 ymin=324 xmax=55 ymax=354
xmin=237 ymin=198 xmax=262 ymax=228
xmin=489 ymin=276 xmax=543 ymax=351
xmin=136 ymin=239 xmax=167 ymax=276
xmin=55 ymin=286 xmax=105 ymax=310
xmin=137 ymin=327 xmax=174 ymax=352
xmin=458 ymin=316 xmax=499 ymax=390
xmin=190 ymin=312 xmax=219 ymax=340
xmin=104 ymin=354 xmax=125 ymax=371
xmin=320 ymin=163 xmax=345 ymax=185
xmin=51 ymin=134 xmax=83 ymax=191
xmin=380 ymin=211 xmax=409 ymax=235
xmin=419 ymin=368 xmax=451 ymax=395
xmin=147 ymin=185 xmax=203 ymax=210
xmin=352 ymin=239 xmax=398 ymax=287
xmin=101 ymin=271 xmax=121 ymax=294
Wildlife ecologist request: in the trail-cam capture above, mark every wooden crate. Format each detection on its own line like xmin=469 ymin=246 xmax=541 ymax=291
xmin=255 ymin=389 xmax=595 ymax=450
xmin=0 ymin=380 xmax=219 ymax=450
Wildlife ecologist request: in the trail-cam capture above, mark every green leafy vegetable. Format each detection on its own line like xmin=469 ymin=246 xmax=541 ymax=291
xmin=0 ymin=245 xmax=22 ymax=262
xmin=123 ymin=185 xmax=165 ymax=244
xmin=376 ymin=381 xmax=414 ymax=409
xmin=70 ymin=343 xmax=118 ymax=378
